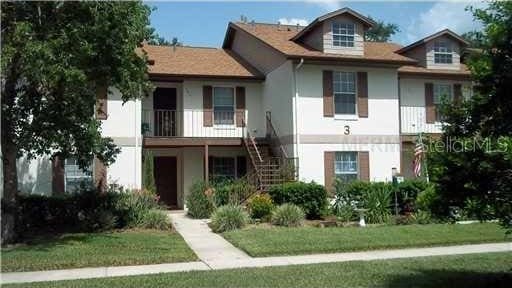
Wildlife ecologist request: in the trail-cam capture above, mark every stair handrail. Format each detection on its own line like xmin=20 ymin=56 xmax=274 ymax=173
xmin=249 ymin=134 xmax=263 ymax=163
xmin=242 ymin=119 xmax=264 ymax=190
xmin=266 ymin=112 xmax=298 ymax=180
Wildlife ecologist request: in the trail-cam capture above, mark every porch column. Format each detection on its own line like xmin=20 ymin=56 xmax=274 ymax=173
xmin=204 ymin=144 xmax=209 ymax=183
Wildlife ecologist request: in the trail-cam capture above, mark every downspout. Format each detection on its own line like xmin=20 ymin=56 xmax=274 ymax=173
xmin=293 ymin=58 xmax=304 ymax=175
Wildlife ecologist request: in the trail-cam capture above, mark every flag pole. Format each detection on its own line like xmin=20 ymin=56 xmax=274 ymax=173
xmin=419 ymin=132 xmax=430 ymax=183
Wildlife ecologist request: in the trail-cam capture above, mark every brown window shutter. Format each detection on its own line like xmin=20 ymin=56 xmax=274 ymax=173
xmin=324 ymin=151 xmax=335 ymax=193
xmin=52 ymin=156 xmax=65 ymax=194
xmin=453 ymin=84 xmax=462 ymax=104
xmin=94 ymin=158 xmax=107 ymax=193
xmin=358 ymin=151 xmax=370 ymax=181
xmin=96 ymin=86 xmax=108 ymax=120
xmin=203 ymin=86 xmax=213 ymax=127
xmin=425 ymin=83 xmax=435 ymax=124
xmin=236 ymin=86 xmax=246 ymax=127
xmin=323 ymin=70 xmax=334 ymax=117
xmin=357 ymin=72 xmax=368 ymax=118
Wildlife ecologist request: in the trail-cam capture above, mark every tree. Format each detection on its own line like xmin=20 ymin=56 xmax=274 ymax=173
xmin=147 ymin=27 xmax=182 ymax=46
xmin=428 ymin=1 xmax=512 ymax=230
xmin=142 ymin=150 xmax=156 ymax=194
xmin=365 ymin=16 xmax=400 ymax=42
xmin=461 ymin=31 xmax=486 ymax=49
xmin=1 ymin=1 xmax=153 ymax=243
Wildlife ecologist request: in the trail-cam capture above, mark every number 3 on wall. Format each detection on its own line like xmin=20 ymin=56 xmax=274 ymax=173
xmin=344 ymin=125 xmax=350 ymax=135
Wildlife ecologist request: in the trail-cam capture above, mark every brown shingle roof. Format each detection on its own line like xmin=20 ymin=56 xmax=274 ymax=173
xmin=398 ymin=64 xmax=471 ymax=78
xmin=228 ymin=22 xmax=416 ymax=65
xmin=143 ymin=45 xmax=263 ymax=79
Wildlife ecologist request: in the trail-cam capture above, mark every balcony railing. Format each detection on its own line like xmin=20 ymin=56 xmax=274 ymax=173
xmin=400 ymin=106 xmax=443 ymax=134
xmin=142 ymin=109 xmax=244 ymax=138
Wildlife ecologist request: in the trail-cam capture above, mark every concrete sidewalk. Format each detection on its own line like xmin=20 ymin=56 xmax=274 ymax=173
xmin=2 ymin=242 xmax=511 ymax=284
xmin=169 ymin=211 xmax=251 ymax=267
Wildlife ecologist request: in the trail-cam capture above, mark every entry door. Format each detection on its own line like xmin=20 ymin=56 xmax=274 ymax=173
xmin=153 ymin=88 xmax=177 ymax=136
xmin=154 ymin=157 xmax=178 ymax=208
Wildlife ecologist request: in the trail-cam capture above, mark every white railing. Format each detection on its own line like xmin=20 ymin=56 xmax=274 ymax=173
xmin=142 ymin=109 xmax=244 ymax=138
xmin=400 ymin=106 xmax=443 ymax=134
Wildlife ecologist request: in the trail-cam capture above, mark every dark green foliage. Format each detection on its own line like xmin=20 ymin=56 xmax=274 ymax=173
xmin=247 ymin=194 xmax=274 ymax=220
xmin=365 ymin=16 xmax=399 ymax=42
xmin=186 ymin=180 xmax=215 ymax=219
xmin=271 ymin=204 xmax=305 ymax=227
xmin=427 ymin=1 xmax=512 ymax=230
xmin=210 ymin=205 xmax=249 ymax=233
xmin=142 ymin=151 xmax=156 ymax=194
xmin=269 ymin=182 xmax=328 ymax=219
xmin=11 ymin=186 xmax=166 ymax=239
xmin=212 ymin=178 xmax=256 ymax=207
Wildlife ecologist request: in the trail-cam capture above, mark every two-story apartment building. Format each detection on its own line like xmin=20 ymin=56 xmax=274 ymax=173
xmin=16 ymin=8 xmax=472 ymax=209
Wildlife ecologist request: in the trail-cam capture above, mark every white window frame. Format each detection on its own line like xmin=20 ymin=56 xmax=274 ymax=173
xmin=332 ymin=22 xmax=355 ymax=47
xmin=213 ymin=86 xmax=235 ymax=127
xmin=433 ymin=84 xmax=453 ymax=122
xmin=433 ymin=41 xmax=453 ymax=64
xmin=333 ymin=71 xmax=357 ymax=116
xmin=64 ymin=158 xmax=93 ymax=192
xmin=334 ymin=152 xmax=359 ymax=182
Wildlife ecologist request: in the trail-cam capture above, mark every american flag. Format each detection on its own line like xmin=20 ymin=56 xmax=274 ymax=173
xmin=412 ymin=136 xmax=424 ymax=177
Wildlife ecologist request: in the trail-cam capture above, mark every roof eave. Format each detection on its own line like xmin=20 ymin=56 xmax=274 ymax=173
xmin=149 ymin=72 xmax=265 ymax=82
xmin=287 ymin=55 xmax=417 ymax=66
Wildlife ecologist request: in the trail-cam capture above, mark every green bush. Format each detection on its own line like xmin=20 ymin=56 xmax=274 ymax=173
xmin=247 ymin=194 xmax=274 ymax=220
xmin=186 ymin=180 xmax=215 ymax=219
xmin=396 ymin=179 xmax=432 ymax=213
xmin=332 ymin=179 xmax=357 ymax=222
xmin=269 ymin=182 xmax=327 ymax=219
xmin=210 ymin=205 xmax=249 ymax=233
xmin=415 ymin=185 xmax=442 ymax=215
xmin=363 ymin=183 xmax=392 ymax=224
xmin=140 ymin=210 xmax=171 ymax=230
xmin=271 ymin=204 xmax=305 ymax=227
xmin=115 ymin=188 xmax=161 ymax=227
xmin=212 ymin=178 xmax=256 ymax=207
xmin=463 ymin=197 xmax=495 ymax=221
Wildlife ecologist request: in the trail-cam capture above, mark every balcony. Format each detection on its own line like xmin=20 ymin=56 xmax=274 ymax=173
xmin=400 ymin=106 xmax=443 ymax=134
xmin=142 ymin=109 xmax=244 ymax=138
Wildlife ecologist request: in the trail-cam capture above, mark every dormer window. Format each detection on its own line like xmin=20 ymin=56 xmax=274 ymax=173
xmin=332 ymin=23 xmax=355 ymax=47
xmin=433 ymin=41 xmax=453 ymax=64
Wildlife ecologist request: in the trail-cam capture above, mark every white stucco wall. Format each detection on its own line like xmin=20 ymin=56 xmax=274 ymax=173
xmin=300 ymin=143 xmax=400 ymax=184
xmin=262 ymin=61 xmax=295 ymax=156
xmin=101 ymin=87 xmax=142 ymax=189
xmin=17 ymin=155 xmax=53 ymax=195
xmin=400 ymin=77 xmax=472 ymax=134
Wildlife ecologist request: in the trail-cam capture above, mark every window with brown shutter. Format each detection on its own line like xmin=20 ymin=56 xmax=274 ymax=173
xmin=203 ymin=86 xmax=213 ymax=127
xmin=357 ymin=72 xmax=368 ymax=118
xmin=358 ymin=151 xmax=370 ymax=181
xmin=323 ymin=70 xmax=334 ymax=117
xmin=425 ymin=83 xmax=435 ymax=124
xmin=324 ymin=151 xmax=335 ymax=193
xmin=96 ymin=86 xmax=108 ymax=120
xmin=236 ymin=86 xmax=246 ymax=127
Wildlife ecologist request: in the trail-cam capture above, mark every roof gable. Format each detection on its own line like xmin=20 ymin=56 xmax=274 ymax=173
xmin=291 ymin=7 xmax=376 ymax=42
xmin=397 ymin=29 xmax=469 ymax=54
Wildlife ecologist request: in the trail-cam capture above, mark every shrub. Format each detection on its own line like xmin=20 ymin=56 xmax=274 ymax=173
xmin=271 ymin=204 xmax=305 ymax=227
xmin=396 ymin=179 xmax=432 ymax=213
xmin=332 ymin=179 xmax=357 ymax=222
xmin=269 ymin=182 xmax=327 ymax=219
xmin=115 ymin=188 xmax=161 ymax=227
xmin=462 ymin=197 xmax=495 ymax=221
xmin=415 ymin=185 xmax=442 ymax=215
xmin=142 ymin=150 xmax=156 ymax=194
xmin=247 ymin=194 xmax=274 ymax=220
xmin=210 ymin=205 xmax=249 ymax=233
xmin=186 ymin=180 xmax=215 ymax=219
xmin=362 ymin=183 xmax=392 ymax=224
xmin=140 ymin=210 xmax=171 ymax=230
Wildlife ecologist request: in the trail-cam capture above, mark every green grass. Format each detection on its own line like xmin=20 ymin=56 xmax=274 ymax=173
xmin=5 ymin=252 xmax=512 ymax=288
xmin=223 ymin=223 xmax=509 ymax=257
xmin=1 ymin=230 xmax=197 ymax=272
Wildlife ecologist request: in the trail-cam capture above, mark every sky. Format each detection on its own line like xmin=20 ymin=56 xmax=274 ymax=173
xmin=148 ymin=0 xmax=487 ymax=47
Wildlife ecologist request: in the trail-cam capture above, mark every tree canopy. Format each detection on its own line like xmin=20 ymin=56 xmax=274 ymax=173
xmin=1 ymin=1 xmax=153 ymax=243
xmin=428 ymin=1 xmax=512 ymax=230
xmin=365 ymin=16 xmax=400 ymax=42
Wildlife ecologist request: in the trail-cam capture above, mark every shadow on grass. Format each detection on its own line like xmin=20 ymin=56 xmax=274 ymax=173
xmin=2 ymin=232 xmax=120 ymax=253
xmin=385 ymin=269 xmax=512 ymax=288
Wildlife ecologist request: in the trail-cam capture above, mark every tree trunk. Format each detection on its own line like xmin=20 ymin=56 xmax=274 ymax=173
xmin=1 ymin=141 xmax=18 ymax=244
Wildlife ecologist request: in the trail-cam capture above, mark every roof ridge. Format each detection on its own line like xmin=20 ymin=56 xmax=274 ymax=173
xmin=235 ymin=21 xmax=306 ymax=28
xmin=145 ymin=44 xmax=220 ymax=50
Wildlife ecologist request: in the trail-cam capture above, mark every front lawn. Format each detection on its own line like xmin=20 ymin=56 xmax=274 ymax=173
xmin=1 ymin=230 xmax=197 ymax=272
xmin=5 ymin=252 xmax=512 ymax=288
xmin=223 ymin=222 xmax=509 ymax=257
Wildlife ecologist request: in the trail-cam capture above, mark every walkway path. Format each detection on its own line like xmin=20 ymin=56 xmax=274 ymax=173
xmin=168 ymin=211 xmax=251 ymax=268
xmin=2 ymin=212 xmax=511 ymax=284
